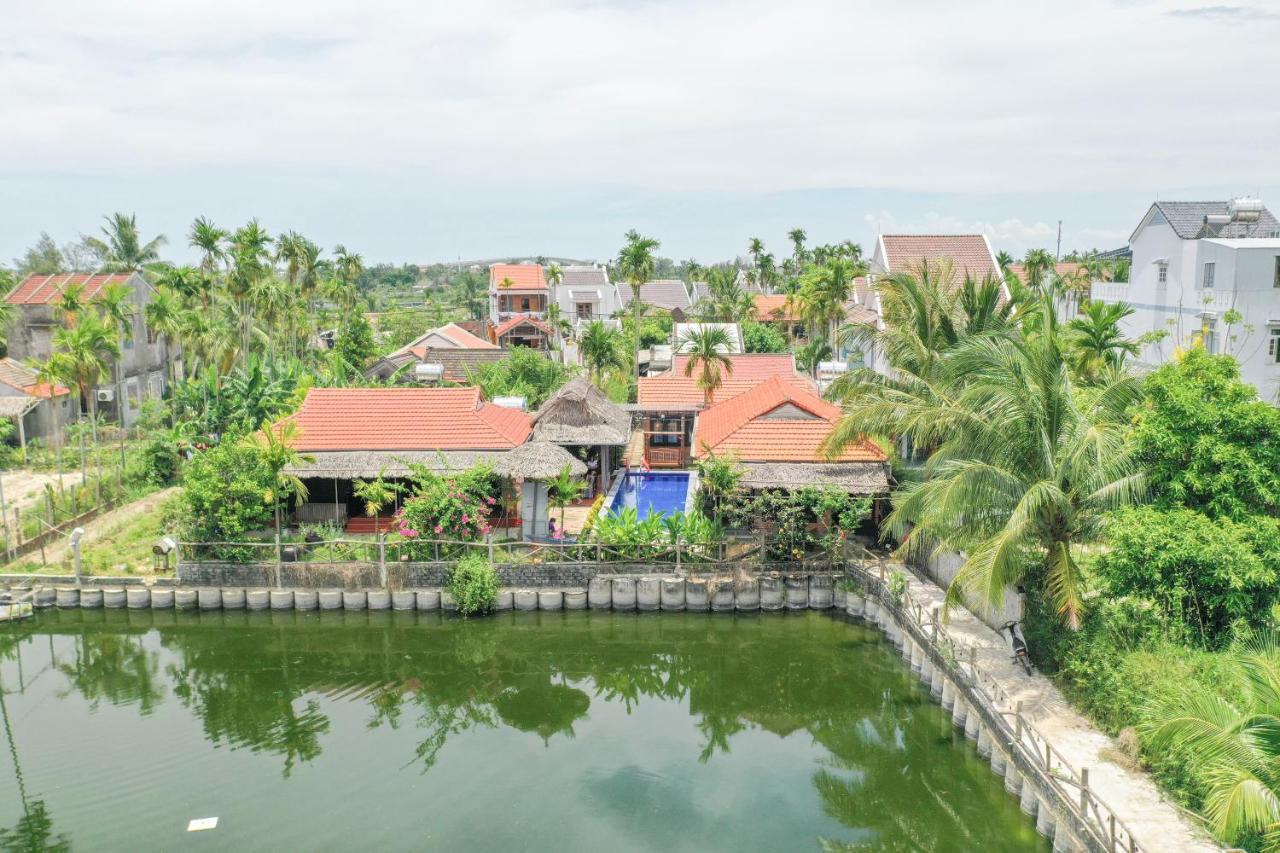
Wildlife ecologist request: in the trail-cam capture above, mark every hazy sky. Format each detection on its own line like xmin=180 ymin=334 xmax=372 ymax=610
xmin=3 ymin=0 xmax=1278 ymax=266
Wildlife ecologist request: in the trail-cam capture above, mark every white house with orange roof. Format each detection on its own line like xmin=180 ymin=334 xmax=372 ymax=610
xmin=488 ymin=263 xmax=548 ymax=324
xmin=0 ymin=357 xmax=77 ymax=446
xmin=4 ymin=272 xmax=181 ymax=425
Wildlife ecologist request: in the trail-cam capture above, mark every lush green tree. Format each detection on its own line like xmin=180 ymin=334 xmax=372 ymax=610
xmin=1066 ymin=299 xmax=1139 ymax=382
xmin=176 ymin=440 xmax=276 ymax=551
xmin=43 ymin=312 xmax=119 ymax=419
xmin=741 ymin=320 xmax=787 ymax=353
xmin=13 ymin=232 xmax=64 ymax=275
xmin=828 ymin=298 xmax=1144 ymax=628
xmin=616 ymin=230 xmax=661 ymax=385
xmin=1132 ymin=349 xmax=1280 ymax=521
xmin=798 ymin=257 xmax=861 ymax=341
xmin=578 ymin=320 xmax=626 ymax=384
xmin=334 ymin=313 xmax=375 ymax=371
xmin=545 ymin=464 xmax=586 ymax=534
xmin=678 ymin=326 xmax=735 ymax=405
xmin=1097 ymin=506 xmax=1279 ymax=645
xmin=1020 ymin=248 xmax=1055 ymax=289
xmin=470 ymin=346 xmax=573 ymax=408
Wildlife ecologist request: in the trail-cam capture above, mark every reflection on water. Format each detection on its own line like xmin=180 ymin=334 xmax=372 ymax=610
xmin=0 ymin=610 xmax=1045 ymax=852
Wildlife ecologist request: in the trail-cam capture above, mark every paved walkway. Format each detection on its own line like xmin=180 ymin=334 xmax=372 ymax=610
xmin=896 ymin=562 xmax=1218 ymax=852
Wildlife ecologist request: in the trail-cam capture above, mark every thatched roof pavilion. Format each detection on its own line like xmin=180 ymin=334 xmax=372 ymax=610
xmin=491 ymin=441 xmax=587 ymax=481
xmin=531 ymin=378 xmax=631 ymax=446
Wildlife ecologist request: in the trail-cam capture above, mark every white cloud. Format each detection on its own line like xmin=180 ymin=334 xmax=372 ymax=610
xmin=3 ymin=0 xmax=1279 ymax=196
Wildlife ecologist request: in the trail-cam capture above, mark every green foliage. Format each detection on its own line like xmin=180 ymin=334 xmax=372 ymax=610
xmin=617 ymin=310 xmax=672 ymax=350
xmin=1132 ymin=349 xmax=1280 ymax=520
xmin=446 ymin=552 xmax=500 ymax=616
xmin=692 ymin=451 xmax=744 ymax=521
xmin=741 ymin=320 xmax=787 ymax=353
xmin=172 ymin=357 xmax=300 ymax=440
xmin=352 ymin=470 xmax=404 ymax=517
xmin=138 ymin=435 xmax=182 ymax=486
xmin=176 ymin=441 xmax=275 ymax=556
xmin=588 ymin=508 xmax=721 ymax=561
xmin=395 ymin=463 xmax=498 ymax=545
xmin=719 ymin=487 xmax=871 ymax=560
xmin=545 ymin=465 xmax=585 ymax=535
xmin=469 ymin=346 xmax=573 ymax=409
xmin=1096 ymin=506 xmax=1279 ymax=646
xmin=333 ymin=313 xmax=375 ymax=370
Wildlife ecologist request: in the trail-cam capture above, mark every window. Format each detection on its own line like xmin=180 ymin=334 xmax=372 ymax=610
xmin=1270 ymin=327 xmax=1280 ymax=364
xmin=1157 ymin=262 xmax=1168 ymax=284
xmin=520 ymin=297 xmax=530 ymax=312
xmin=145 ymin=323 xmax=157 ymax=345
xmin=1274 ymin=257 xmax=1280 ymax=288
xmin=1202 ymin=262 xmax=1215 ymax=289
xmin=576 ymin=303 xmax=593 ymax=320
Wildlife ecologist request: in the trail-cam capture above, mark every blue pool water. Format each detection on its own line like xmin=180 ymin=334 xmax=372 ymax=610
xmin=610 ymin=472 xmax=691 ymax=518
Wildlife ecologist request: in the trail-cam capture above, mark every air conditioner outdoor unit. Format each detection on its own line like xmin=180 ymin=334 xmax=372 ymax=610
xmin=96 ymin=388 xmax=114 ymax=402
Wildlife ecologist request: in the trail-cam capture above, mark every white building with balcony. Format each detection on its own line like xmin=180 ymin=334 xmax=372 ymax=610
xmin=1091 ymin=199 xmax=1280 ymax=402
xmin=488 ymin=263 xmax=548 ymax=324
xmin=556 ymin=265 xmax=621 ymax=326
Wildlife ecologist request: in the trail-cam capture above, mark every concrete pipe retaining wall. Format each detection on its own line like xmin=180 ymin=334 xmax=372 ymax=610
xmin=102 ymin=587 xmax=126 ymax=609
xmin=759 ymin=576 xmax=784 ymax=611
xmin=563 ymin=589 xmax=587 ymax=610
xmin=440 ymin=592 xmax=456 ymax=612
xmin=660 ymin=578 xmax=685 ymax=611
xmin=79 ymin=588 xmax=103 ymax=608
xmin=588 ymin=578 xmax=613 ymax=609
xmin=416 ymin=590 xmax=440 ymax=611
xmin=784 ymin=575 xmax=808 ymax=610
xmin=270 ymin=590 xmax=295 ymax=610
xmin=538 ymin=590 xmax=563 ymax=611
xmin=198 ymin=588 xmax=222 ymax=610
xmin=366 ymin=590 xmax=391 ymax=610
xmin=391 ymin=591 xmax=416 ymax=611
xmin=33 ymin=587 xmax=55 ymax=607
xmin=735 ymin=579 xmax=760 ymax=611
xmin=151 ymin=588 xmax=174 ymax=609
xmin=174 ymin=589 xmax=197 ymax=610
xmin=318 ymin=589 xmax=342 ymax=610
xmin=807 ymin=575 xmax=833 ymax=609
xmin=636 ymin=577 xmax=660 ymax=611
xmin=54 ymin=587 xmax=78 ymax=608
xmin=612 ymin=578 xmax=637 ymax=611
xmin=710 ymin=585 xmax=734 ymax=612
xmin=222 ymin=588 xmax=246 ymax=610
xmin=126 ymin=588 xmax=151 ymax=609
xmin=494 ymin=590 xmax=513 ymax=611
xmin=513 ymin=590 xmax=538 ymax=611
xmin=294 ymin=589 xmax=319 ymax=610
xmin=685 ymin=579 xmax=709 ymax=611
xmin=246 ymin=589 xmax=270 ymax=611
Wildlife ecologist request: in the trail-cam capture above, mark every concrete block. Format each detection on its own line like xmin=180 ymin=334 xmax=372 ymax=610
xmin=270 ymin=590 xmax=295 ymax=610
xmin=538 ymin=590 xmax=564 ymax=611
xmin=563 ymin=589 xmax=587 ymax=610
xmin=513 ymin=589 xmax=538 ymax=611
xmin=391 ymin=591 xmax=416 ymax=611
xmin=197 ymin=588 xmax=222 ymax=610
xmin=318 ymin=589 xmax=343 ymax=610
xmin=735 ymin=578 xmax=760 ymax=611
xmin=294 ymin=589 xmax=319 ymax=610
xmin=494 ymin=590 xmax=513 ymax=611
xmin=246 ymin=589 xmax=270 ymax=611
xmin=684 ymin=578 xmax=709 ymax=611
xmin=759 ymin=576 xmax=784 ymax=611
xmin=79 ymin=588 xmax=104 ymax=609
xmin=415 ymin=590 xmax=440 ymax=611
xmin=659 ymin=578 xmax=685 ymax=611
xmin=126 ymin=588 xmax=151 ymax=609
xmin=150 ymin=588 xmax=174 ymax=609
xmin=222 ymin=588 xmax=246 ymax=610
xmin=808 ymin=575 xmax=836 ymax=609
xmin=710 ymin=583 xmax=734 ymax=612
xmin=587 ymin=577 xmax=613 ymax=609
xmin=636 ymin=577 xmax=660 ymax=611
xmin=366 ymin=590 xmax=391 ymax=610
xmin=611 ymin=577 xmax=637 ymax=611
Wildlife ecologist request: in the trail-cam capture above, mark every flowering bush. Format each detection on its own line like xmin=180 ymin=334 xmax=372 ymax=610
xmin=395 ymin=463 xmax=498 ymax=550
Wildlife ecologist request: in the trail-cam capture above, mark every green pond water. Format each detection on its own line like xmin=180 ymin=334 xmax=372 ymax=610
xmin=0 ymin=609 xmax=1046 ymax=852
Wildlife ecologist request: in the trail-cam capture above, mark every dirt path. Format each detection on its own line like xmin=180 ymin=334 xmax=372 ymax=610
xmin=39 ymin=487 xmax=180 ymax=567
xmin=896 ymin=561 xmax=1217 ymax=852
xmin=0 ymin=469 xmax=85 ymax=516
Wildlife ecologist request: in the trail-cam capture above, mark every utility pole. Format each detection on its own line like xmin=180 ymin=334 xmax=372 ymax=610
xmin=1055 ymin=220 xmax=1062 ymax=261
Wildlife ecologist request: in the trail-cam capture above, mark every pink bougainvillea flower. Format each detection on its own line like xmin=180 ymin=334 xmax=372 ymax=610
xmin=433 ymin=525 xmax=443 ymax=534
xmin=461 ymin=514 xmax=470 ymax=523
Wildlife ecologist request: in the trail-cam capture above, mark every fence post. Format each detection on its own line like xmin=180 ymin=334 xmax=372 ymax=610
xmin=45 ymin=493 xmax=54 ymax=530
xmin=378 ymin=533 xmax=387 ymax=588
xmin=675 ymin=540 xmax=681 ymax=572
xmin=1080 ymin=767 xmax=1089 ymax=811
xmin=1015 ymin=701 xmax=1023 ymax=740
xmin=487 ymin=533 xmax=495 ymax=564
xmin=274 ymin=528 xmax=283 ymax=588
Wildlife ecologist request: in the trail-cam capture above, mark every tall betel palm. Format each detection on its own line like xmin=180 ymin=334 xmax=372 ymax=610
xmin=616 ymin=230 xmax=660 ymax=387
xmin=678 ymin=326 xmax=735 ymax=405
xmin=85 ymin=213 xmax=166 ymax=272
xmin=44 ymin=312 xmax=120 ymax=422
xmin=1143 ymin=636 xmax=1280 ymax=850
xmin=824 ymin=297 xmax=1144 ymax=628
xmin=579 ymin=320 xmax=626 ymax=385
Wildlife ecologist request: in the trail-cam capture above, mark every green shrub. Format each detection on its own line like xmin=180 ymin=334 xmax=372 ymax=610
xmin=137 ymin=436 xmax=181 ymax=486
xmin=1095 ymin=506 xmax=1278 ymax=645
xmin=447 ymin=553 xmax=499 ymax=616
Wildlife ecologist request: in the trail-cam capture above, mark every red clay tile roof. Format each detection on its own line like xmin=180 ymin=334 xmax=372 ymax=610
xmin=753 ymin=294 xmax=801 ymax=322
xmin=0 ymin=358 xmax=70 ymax=397
xmin=637 ymin=354 xmax=814 ymax=408
xmin=880 ymin=235 xmax=999 ymax=280
xmin=493 ymin=314 xmax=553 ymax=338
xmin=284 ymin=387 xmax=531 ymax=451
xmin=1007 ymin=262 xmax=1087 ymax=283
xmin=693 ymin=375 xmax=886 ymax=463
xmin=437 ymin=323 xmax=498 ymax=349
xmin=489 ymin=264 xmax=546 ymax=291
xmin=844 ymin=304 xmax=880 ymax=326
xmin=5 ymin=273 xmax=137 ymax=305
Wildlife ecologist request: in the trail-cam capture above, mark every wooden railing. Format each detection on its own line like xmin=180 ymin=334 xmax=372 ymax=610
xmin=644 ymin=446 xmax=688 ymax=468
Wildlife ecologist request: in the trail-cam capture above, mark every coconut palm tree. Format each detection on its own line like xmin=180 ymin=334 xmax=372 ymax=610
xmin=825 ymin=296 xmax=1144 ymax=628
xmin=245 ymin=420 xmax=313 ymax=566
xmin=579 ymin=320 xmax=626 ymax=385
xmin=54 ymin=282 xmax=86 ymax=328
xmin=788 ymin=228 xmax=807 ymax=272
xmin=1021 ymin=248 xmax=1056 ymax=289
xmin=1143 ymin=635 xmax=1280 ymax=851
xmin=616 ymin=230 xmax=661 ymax=385
xmin=678 ymin=326 xmax=735 ymax=405
xmin=795 ymin=337 xmax=832 ymax=378
xmin=1066 ymin=299 xmax=1139 ymax=382
xmin=84 ymin=213 xmax=166 ymax=272
xmin=43 ymin=312 xmax=119 ymax=421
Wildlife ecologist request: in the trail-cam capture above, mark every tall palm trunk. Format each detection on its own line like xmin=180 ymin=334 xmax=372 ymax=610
xmin=632 ymin=284 xmax=641 ymax=387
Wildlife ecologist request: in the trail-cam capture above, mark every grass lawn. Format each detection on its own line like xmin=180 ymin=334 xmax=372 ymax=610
xmin=8 ymin=491 xmax=178 ymax=577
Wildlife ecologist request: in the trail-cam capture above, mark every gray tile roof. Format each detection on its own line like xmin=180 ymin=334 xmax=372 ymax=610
xmin=619 ymin=280 xmax=691 ymax=312
xmin=560 ymin=265 xmax=609 ymax=289
xmin=1153 ymin=201 xmax=1280 ymax=239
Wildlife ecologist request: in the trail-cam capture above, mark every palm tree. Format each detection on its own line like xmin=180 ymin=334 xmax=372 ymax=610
xmin=245 ymin=421 xmax=313 ymax=572
xmin=546 ymin=464 xmax=586 ymax=535
xmin=788 ymin=228 xmax=808 ymax=272
xmin=824 ymin=297 xmax=1144 ymax=628
xmin=1066 ymin=300 xmax=1139 ymax=382
xmin=227 ymin=220 xmax=272 ymax=365
xmin=55 ymin=282 xmax=86 ymax=328
xmin=188 ymin=217 xmax=227 ymax=308
xmin=144 ymin=287 xmax=182 ymax=418
xmin=795 ymin=337 xmax=832 ymax=377
xmin=84 ymin=213 xmax=166 ymax=272
xmin=995 ymin=250 xmax=1015 ymax=275
xmin=1143 ymin=636 xmax=1280 ymax=850
xmin=799 ymin=257 xmax=861 ymax=343
xmin=616 ymin=230 xmax=661 ymax=385
xmin=43 ymin=312 xmax=119 ymax=421
xmin=678 ymin=326 xmax=735 ymax=405
xmin=96 ymin=282 xmax=134 ymax=425
xmin=1021 ymin=248 xmax=1055 ymax=289
xmin=579 ymin=320 xmax=626 ymax=385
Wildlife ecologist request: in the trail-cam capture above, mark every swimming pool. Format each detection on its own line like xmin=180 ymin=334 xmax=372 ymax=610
xmin=609 ymin=471 xmax=693 ymax=518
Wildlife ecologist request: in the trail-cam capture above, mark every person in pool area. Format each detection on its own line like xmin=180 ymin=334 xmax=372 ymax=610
xmin=548 ymin=518 xmax=557 ymax=538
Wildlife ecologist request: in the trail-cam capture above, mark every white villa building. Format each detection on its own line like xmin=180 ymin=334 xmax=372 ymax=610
xmin=555 ymin=265 xmax=621 ymax=328
xmin=1091 ymin=199 xmax=1280 ymax=401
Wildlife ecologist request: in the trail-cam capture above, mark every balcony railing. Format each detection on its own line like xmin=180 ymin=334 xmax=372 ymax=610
xmin=496 ymin=310 xmax=547 ymax=321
